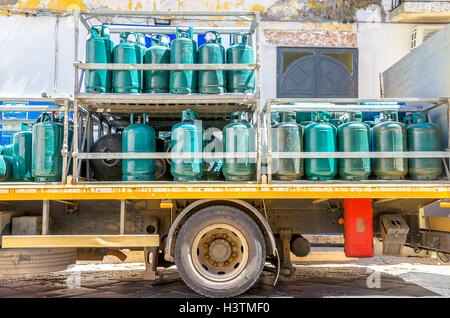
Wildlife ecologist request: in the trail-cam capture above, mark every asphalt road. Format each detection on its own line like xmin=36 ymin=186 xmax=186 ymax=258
xmin=0 ymin=256 xmax=448 ymax=298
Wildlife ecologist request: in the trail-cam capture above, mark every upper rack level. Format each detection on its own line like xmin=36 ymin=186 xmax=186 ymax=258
xmin=73 ymin=10 xmax=261 ymax=116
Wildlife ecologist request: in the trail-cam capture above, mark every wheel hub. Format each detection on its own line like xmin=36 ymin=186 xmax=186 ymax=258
xmin=191 ymin=224 xmax=249 ymax=282
xmin=208 ymin=239 xmax=231 ymax=263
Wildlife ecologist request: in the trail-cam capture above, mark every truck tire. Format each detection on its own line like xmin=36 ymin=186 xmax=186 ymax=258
xmin=174 ymin=205 xmax=265 ymax=298
xmin=90 ymin=133 xmax=122 ymax=181
xmin=0 ymin=248 xmax=76 ymax=275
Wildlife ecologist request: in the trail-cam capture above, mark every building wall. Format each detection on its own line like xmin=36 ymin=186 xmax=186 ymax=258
xmin=0 ymin=0 xmax=439 ymax=99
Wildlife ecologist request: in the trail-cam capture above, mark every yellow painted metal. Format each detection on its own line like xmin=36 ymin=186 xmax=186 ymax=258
xmin=0 ymin=183 xmax=447 ymax=200
xmin=2 ymin=234 xmax=159 ymax=248
xmin=160 ymin=202 xmax=174 ymax=209
xmin=427 ymin=217 xmax=450 ymax=233
xmin=440 ymin=201 xmax=450 ymax=208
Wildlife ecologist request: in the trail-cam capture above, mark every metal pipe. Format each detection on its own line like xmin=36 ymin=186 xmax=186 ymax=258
xmin=75 ymin=63 xmax=257 ymax=71
xmin=267 ymin=101 xmax=272 ymax=183
xmin=270 ymin=151 xmax=450 ymax=159
xmin=106 ymin=25 xmax=251 ymax=34
xmin=42 ymin=200 xmax=49 ymax=235
xmin=0 ymin=106 xmax=63 ymax=112
xmin=61 ymin=99 xmax=69 ymax=184
xmin=271 ymin=104 xmax=424 ymax=112
xmin=80 ymin=10 xmax=257 ymax=17
xmin=53 ymin=16 xmax=60 ymax=94
xmin=76 ymin=152 xmax=259 ymax=160
xmin=256 ymin=100 xmax=261 ymax=183
xmin=73 ymin=100 xmax=79 ymax=183
xmin=86 ymin=112 xmax=93 ymax=180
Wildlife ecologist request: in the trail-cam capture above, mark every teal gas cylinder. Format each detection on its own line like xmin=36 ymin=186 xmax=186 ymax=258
xmin=122 ymin=114 xmax=156 ymax=181
xmin=171 ymin=110 xmax=204 ymax=181
xmin=136 ymin=33 xmax=146 ymax=90
xmin=271 ymin=112 xmax=281 ymax=126
xmin=198 ymin=31 xmax=226 ymax=94
xmin=272 ymin=112 xmax=303 ymax=180
xmin=330 ymin=113 xmax=343 ymax=128
xmin=407 ymin=112 xmax=442 ymax=180
xmin=223 ymin=112 xmax=256 ymax=181
xmin=12 ymin=130 xmax=33 ymax=181
xmin=403 ymin=114 xmax=413 ymax=127
xmin=143 ymin=35 xmax=171 ymax=93
xmin=2 ymin=144 xmax=13 ymax=157
xmin=226 ymin=33 xmax=254 ymax=93
xmin=32 ymin=113 xmax=64 ymax=182
xmin=113 ymin=32 xmax=140 ymax=93
xmin=305 ymin=111 xmax=337 ymax=180
xmin=296 ymin=111 xmax=316 ymax=126
xmin=373 ymin=110 xmax=408 ymax=180
xmin=364 ymin=120 xmax=375 ymax=128
xmin=338 ymin=112 xmax=371 ymax=180
xmin=170 ymin=27 xmax=197 ymax=94
xmin=0 ymin=155 xmax=13 ymax=181
xmin=85 ymin=25 xmax=113 ymax=93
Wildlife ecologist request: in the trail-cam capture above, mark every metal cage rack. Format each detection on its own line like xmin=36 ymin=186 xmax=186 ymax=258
xmin=72 ymin=10 xmax=262 ymax=184
xmin=0 ymin=97 xmax=72 ymax=184
xmin=265 ymin=97 xmax=450 ymax=183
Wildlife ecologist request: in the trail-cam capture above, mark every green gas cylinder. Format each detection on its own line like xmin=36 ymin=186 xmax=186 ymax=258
xmin=407 ymin=112 xmax=442 ymax=180
xmin=226 ymin=34 xmax=254 ymax=93
xmin=32 ymin=113 xmax=64 ymax=182
xmin=122 ymin=114 xmax=156 ymax=181
xmin=113 ymin=32 xmax=141 ymax=93
xmin=85 ymin=25 xmax=113 ymax=93
xmin=223 ymin=112 xmax=256 ymax=181
xmin=0 ymin=155 xmax=13 ymax=181
xmin=338 ymin=112 xmax=371 ymax=180
xmin=170 ymin=27 xmax=197 ymax=94
xmin=305 ymin=111 xmax=337 ymax=180
xmin=12 ymin=131 xmax=33 ymax=181
xmin=171 ymin=110 xmax=204 ymax=181
xmin=373 ymin=110 xmax=408 ymax=180
xmin=2 ymin=144 xmax=13 ymax=157
xmin=272 ymin=112 xmax=303 ymax=180
xmin=144 ymin=35 xmax=171 ymax=93
xmin=198 ymin=31 xmax=226 ymax=94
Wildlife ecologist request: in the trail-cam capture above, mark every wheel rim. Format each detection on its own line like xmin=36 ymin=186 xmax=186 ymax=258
xmin=191 ymin=223 xmax=249 ymax=283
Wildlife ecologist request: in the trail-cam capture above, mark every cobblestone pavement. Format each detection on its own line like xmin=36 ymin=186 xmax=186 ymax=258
xmin=0 ymin=256 xmax=448 ymax=298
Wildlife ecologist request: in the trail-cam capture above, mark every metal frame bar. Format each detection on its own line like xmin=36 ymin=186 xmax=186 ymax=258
xmin=76 ymin=63 xmax=257 ymax=71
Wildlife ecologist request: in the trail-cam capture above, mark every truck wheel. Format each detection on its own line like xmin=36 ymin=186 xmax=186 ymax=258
xmin=0 ymin=248 xmax=76 ymax=275
xmin=174 ymin=205 xmax=265 ymax=298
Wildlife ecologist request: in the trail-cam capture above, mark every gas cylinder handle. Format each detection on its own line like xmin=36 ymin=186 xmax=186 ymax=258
xmin=130 ymin=113 xmax=134 ymax=125
xmin=205 ymin=31 xmax=220 ymax=43
xmin=232 ymin=33 xmax=248 ymax=45
xmin=177 ymin=27 xmax=193 ymax=39
xmin=143 ymin=113 xmax=149 ymax=125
